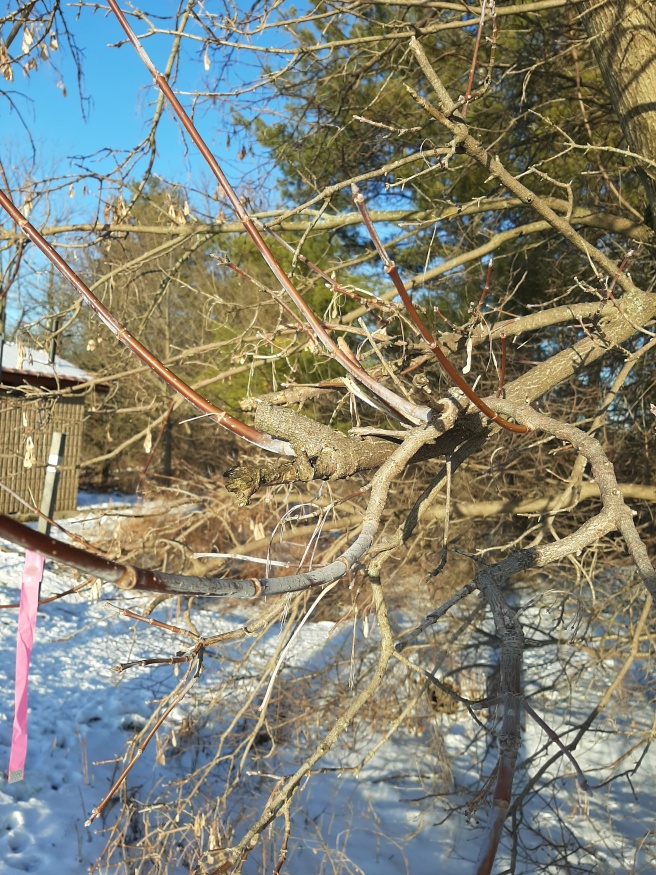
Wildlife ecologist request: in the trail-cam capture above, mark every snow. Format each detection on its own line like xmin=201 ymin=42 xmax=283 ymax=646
xmin=0 ymin=342 xmax=91 ymax=383
xmin=76 ymin=491 xmax=140 ymax=509
xmin=1 ymin=501 xmax=655 ymax=874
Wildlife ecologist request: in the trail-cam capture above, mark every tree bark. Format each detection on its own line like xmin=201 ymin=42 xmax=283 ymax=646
xmin=580 ymin=0 xmax=656 ymax=227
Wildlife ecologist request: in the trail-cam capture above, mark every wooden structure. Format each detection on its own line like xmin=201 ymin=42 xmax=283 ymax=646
xmin=0 ymin=342 xmax=92 ymax=516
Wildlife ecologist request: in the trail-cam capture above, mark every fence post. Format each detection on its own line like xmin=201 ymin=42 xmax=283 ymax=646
xmin=37 ymin=431 xmax=66 ymax=537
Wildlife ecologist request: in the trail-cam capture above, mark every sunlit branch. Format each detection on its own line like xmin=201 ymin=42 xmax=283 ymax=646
xmin=0 ymin=199 xmax=648 ymax=244
xmin=0 ymin=414 xmax=452 ymax=598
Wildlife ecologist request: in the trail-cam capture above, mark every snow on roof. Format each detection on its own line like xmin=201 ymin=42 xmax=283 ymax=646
xmin=0 ymin=340 xmax=91 ymax=383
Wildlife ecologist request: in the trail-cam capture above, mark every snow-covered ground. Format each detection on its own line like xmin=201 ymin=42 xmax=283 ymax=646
xmin=0 ymin=553 xmax=458 ymax=874
xmin=1 ymin=499 xmax=655 ymax=874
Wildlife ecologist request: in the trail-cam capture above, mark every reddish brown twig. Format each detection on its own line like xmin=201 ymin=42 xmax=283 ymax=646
xmin=0 ymin=577 xmax=94 ymax=610
xmin=107 ymin=0 xmax=431 ymax=425
xmin=462 ymin=0 xmax=489 ymax=119
xmin=103 ymin=602 xmax=197 ymax=640
xmin=479 ymin=258 xmax=494 ymax=310
xmin=272 ymin=804 xmax=292 ymax=875
xmin=496 ymin=334 xmax=507 ymax=397
xmin=0 ymin=511 xmax=138 ymax=587
xmin=351 ymin=184 xmax=528 ymax=433
xmin=0 ymin=482 xmax=105 ymax=554
xmin=0 ymin=188 xmax=292 ymax=456
xmin=606 ymin=248 xmax=635 ymax=298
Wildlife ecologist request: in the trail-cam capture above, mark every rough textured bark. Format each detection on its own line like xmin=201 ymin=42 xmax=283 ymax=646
xmin=580 ymin=0 xmax=656 ymax=227
xmin=224 ymin=400 xmax=475 ymax=504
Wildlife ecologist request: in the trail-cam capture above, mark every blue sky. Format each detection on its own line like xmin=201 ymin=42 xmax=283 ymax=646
xmin=2 ymin=3 xmax=264 ymax=210
xmin=5 ymin=9 xmax=168 ymax=167
xmin=1 ymin=3 xmax=273 ymax=330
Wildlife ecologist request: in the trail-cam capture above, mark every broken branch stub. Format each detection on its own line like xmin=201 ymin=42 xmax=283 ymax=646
xmin=225 ymin=401 xmax=462 ymax=505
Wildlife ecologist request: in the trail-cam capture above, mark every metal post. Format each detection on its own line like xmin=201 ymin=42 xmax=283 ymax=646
xmin=38 ymin=432 xmax=66 ymax=537
xmin=0 ymin=291 xmax=5 ymax=379
xmin=48 ymin=316 xmax=61 ymax=366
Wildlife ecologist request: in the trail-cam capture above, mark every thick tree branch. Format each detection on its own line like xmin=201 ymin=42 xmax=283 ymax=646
xmin=579 ymin=0 xmax=656 ymax=227
xmin=1 ymin=199 xmax=648 ymax=245
xmin=0 ymin=404 xmax=458 ymax=598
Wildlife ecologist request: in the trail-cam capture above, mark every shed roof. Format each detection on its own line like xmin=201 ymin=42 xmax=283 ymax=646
xmin=0 ymin=341 xmax=92 ymax=389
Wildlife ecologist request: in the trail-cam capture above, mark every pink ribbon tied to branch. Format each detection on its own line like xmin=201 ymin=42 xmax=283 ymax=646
xmin=8 ymin=550 xmax=45 ymax=783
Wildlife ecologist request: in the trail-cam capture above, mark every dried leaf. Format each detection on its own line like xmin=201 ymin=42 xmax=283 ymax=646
xmin=144 ymin=429 xmax=153 ymax=454
xmin=203 ymin=47 xmax=210 ymax=71
xmin=462 ymin=336 xmax=473 ymax=375
xmin=155 ymin=739 xmax=166 ymax=766
xmin=0 ymin=42 xmax=13 ymax=81
xmin=23 ymin=436 xmax=35 ymax=470
xmin=21 ymin=27 xmax=33 ymax=55
xmin=89 ymin=580 xmax=101 ymax=602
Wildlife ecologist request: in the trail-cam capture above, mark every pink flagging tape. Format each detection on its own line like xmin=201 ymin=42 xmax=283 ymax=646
xmin=8 ymin=550 xmax=45 ymax=783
